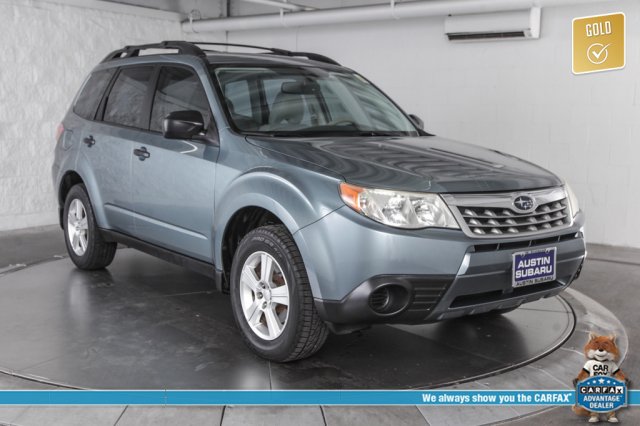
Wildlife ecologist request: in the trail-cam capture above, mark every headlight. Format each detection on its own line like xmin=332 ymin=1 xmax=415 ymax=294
xmin=565 ymin=184 xmax=580 ymax=218
xmin=339 ymin=183 xmax=459 ymax=229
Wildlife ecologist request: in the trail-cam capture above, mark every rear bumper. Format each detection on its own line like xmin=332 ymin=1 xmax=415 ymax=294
xmin=298 ymin=206 xmax=586 ymax=330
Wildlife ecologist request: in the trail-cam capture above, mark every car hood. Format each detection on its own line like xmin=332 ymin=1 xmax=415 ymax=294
xmin=246 ymin=135 xmax=562 ymax=193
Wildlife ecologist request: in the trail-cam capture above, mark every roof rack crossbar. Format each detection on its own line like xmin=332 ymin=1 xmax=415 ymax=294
xmin=101 ymin=40 xmax=340 ymax=66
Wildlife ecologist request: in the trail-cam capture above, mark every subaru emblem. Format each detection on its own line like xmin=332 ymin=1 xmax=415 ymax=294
xmin=513 ymin=195 xmax=536 ymax=213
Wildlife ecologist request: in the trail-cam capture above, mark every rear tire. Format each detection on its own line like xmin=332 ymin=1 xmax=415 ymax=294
xmin=230 ymin=225 xmax=328 ymax=362
xmin=63 ymin=184 xmax=116 ymax=270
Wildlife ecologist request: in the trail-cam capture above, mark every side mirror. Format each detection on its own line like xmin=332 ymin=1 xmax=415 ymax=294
xmin=408 ymin=114 xmax=424 ymax=130
xmin=163 ymin=110 xmax=204 ymax=140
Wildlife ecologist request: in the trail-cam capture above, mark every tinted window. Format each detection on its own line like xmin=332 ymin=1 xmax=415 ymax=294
xmin=103 ymin=66 xmax=154 ymax=129
xmin=150 ymin=67 xmax=211 ymax=132
xmin=73 ymin=69 xmax=115 ymax=120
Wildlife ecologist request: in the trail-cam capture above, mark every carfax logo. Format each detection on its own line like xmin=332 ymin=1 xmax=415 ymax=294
xmin=576 ymin=376 xmax=627 ymax=413
xmin=572 ymin=333 xmax=629 ymax=422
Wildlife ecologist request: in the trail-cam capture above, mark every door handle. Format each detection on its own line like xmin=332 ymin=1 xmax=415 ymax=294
xmin=133 ymin=147 xmax=151 ymax=161
xmin=83 ymin=135 xmax=95 ymax=147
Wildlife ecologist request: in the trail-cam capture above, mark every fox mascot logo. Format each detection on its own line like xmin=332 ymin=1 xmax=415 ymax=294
xmin=572 ymin=333 xmax=627 ymax=423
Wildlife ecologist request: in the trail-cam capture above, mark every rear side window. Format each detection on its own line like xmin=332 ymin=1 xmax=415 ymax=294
xmin=150 ymin=67 xmax=211 ymax=132
xmin=103 ymin=66 xmax=154 ymax=129
xmin=73 ymin=69 xmax=115 ymax=120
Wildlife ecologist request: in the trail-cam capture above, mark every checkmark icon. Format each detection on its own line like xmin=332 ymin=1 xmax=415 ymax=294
xmin=591 ymin=43 xmax=610 ymax=59
xmin=587 ymin=43 xmax=611 ymax=65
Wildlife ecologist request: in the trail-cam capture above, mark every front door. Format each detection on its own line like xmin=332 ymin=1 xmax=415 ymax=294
xmin=130 ymin=66 xmax=218 ymax=262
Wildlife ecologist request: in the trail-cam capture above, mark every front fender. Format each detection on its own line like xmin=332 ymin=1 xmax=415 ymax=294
xmin=213 ymin=167 xmax=343 ymax=297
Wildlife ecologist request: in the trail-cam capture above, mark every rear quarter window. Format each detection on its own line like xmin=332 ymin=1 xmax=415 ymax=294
xmin=73 ymin=69 xmax=116 ymax=120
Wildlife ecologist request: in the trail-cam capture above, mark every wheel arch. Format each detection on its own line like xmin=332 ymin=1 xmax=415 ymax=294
xmin=57 ymin=171 xmax=88 ymax=228
xmin=214 ymin=171 xmax=340 ymax=296
xmin=219 ymin=205 xmax=284 ymax=291
xmin=57 ymin=163 xmax=108 ymax=230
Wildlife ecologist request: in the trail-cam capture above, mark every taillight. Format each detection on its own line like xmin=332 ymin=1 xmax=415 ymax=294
xmin=55 ymin=123 xmax=64 ymax=143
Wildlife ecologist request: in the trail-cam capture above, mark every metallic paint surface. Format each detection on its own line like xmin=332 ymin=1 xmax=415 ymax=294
xmin=52 ymin=53 xmax=585 ymax=326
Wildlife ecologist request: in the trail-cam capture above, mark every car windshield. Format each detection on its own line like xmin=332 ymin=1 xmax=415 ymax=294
xmin=212 ymin=66 xmax=419 ymax=137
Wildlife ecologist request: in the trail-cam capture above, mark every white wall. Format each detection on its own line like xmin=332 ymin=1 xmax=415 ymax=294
xmin=224 ymin=0 xmax=640 ymax=248
xmin=0 ymin=0 xmax=181 ymax=231
xmin=1 ymin=0 xmax=638 ymax=248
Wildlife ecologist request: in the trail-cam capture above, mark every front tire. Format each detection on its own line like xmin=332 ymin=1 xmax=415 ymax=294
xmin=230 ymin=225 xmax=328 ymax=362
xmin=63 ymin=184 xmax=116 ymax=270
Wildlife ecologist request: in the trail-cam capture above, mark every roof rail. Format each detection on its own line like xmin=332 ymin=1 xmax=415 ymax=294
xmin=101 ymin=41 xmax=206 ymax=63
xmin=194 ymin=42 xmax=341 ymax=65
xmin=101 ymin=40 xmax=340 ymax=66
xmin=271 ymin=51 xmax=340 ymax=66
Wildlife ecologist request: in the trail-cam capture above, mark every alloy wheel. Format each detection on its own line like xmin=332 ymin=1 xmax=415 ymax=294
xmin=239 ymin=251 xmax=290 ymax=340
xmin=67 ymin=198 xmax=89 ymax=256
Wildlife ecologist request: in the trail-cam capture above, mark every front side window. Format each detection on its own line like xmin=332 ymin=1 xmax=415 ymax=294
xmin=213 ymin=66 xmax=418 ymax=137
xmin=74 ymin=68 xmax=116 ymax=120
xmin=150 ymin=67 xmax=212 ymax=132
xmin=103 ymin=66 xmax=154 ymax=129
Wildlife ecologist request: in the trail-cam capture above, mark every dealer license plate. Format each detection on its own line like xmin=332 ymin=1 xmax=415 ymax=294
xmin=512 ymin=247 xmax=557 ymax=288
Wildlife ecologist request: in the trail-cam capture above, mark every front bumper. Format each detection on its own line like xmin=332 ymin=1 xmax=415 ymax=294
xmin=295 ymin=206 xmax=586 ymax=330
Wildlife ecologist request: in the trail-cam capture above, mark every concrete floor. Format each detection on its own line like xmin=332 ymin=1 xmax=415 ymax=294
xmin=0 ymin=226 xmax=638 ymax=426
xmin=0 ymin=248 xmax=575 ymax=391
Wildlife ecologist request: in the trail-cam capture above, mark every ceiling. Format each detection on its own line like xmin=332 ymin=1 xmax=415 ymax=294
xmin=107 ymin=0 xmax=225 ymax=19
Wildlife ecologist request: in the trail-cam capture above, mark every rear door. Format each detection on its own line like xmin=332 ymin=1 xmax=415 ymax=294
xmin=130 ymin=65 xmax=218 ymax=262
xmin=85 ymin=65 xmax=156 ymax=235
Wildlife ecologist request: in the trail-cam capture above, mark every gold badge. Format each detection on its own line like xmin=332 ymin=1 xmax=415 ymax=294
xmin=572 ymin=12 xmax=625 ymax=74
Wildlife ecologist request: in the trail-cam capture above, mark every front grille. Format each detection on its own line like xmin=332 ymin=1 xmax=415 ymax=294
xmin=459 ymin=198 xmax=570 ymax=236
xmin=441 ymin=187 xmax=572 ymax=239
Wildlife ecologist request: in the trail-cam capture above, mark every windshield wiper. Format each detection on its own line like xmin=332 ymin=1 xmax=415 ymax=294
xmin=243 ymin=131 xmax=313 ymax=138
xmin=243 ymin=130 xmax=414 ymax=138
xmin=355 ymin=131 xmax=409 ymax=137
